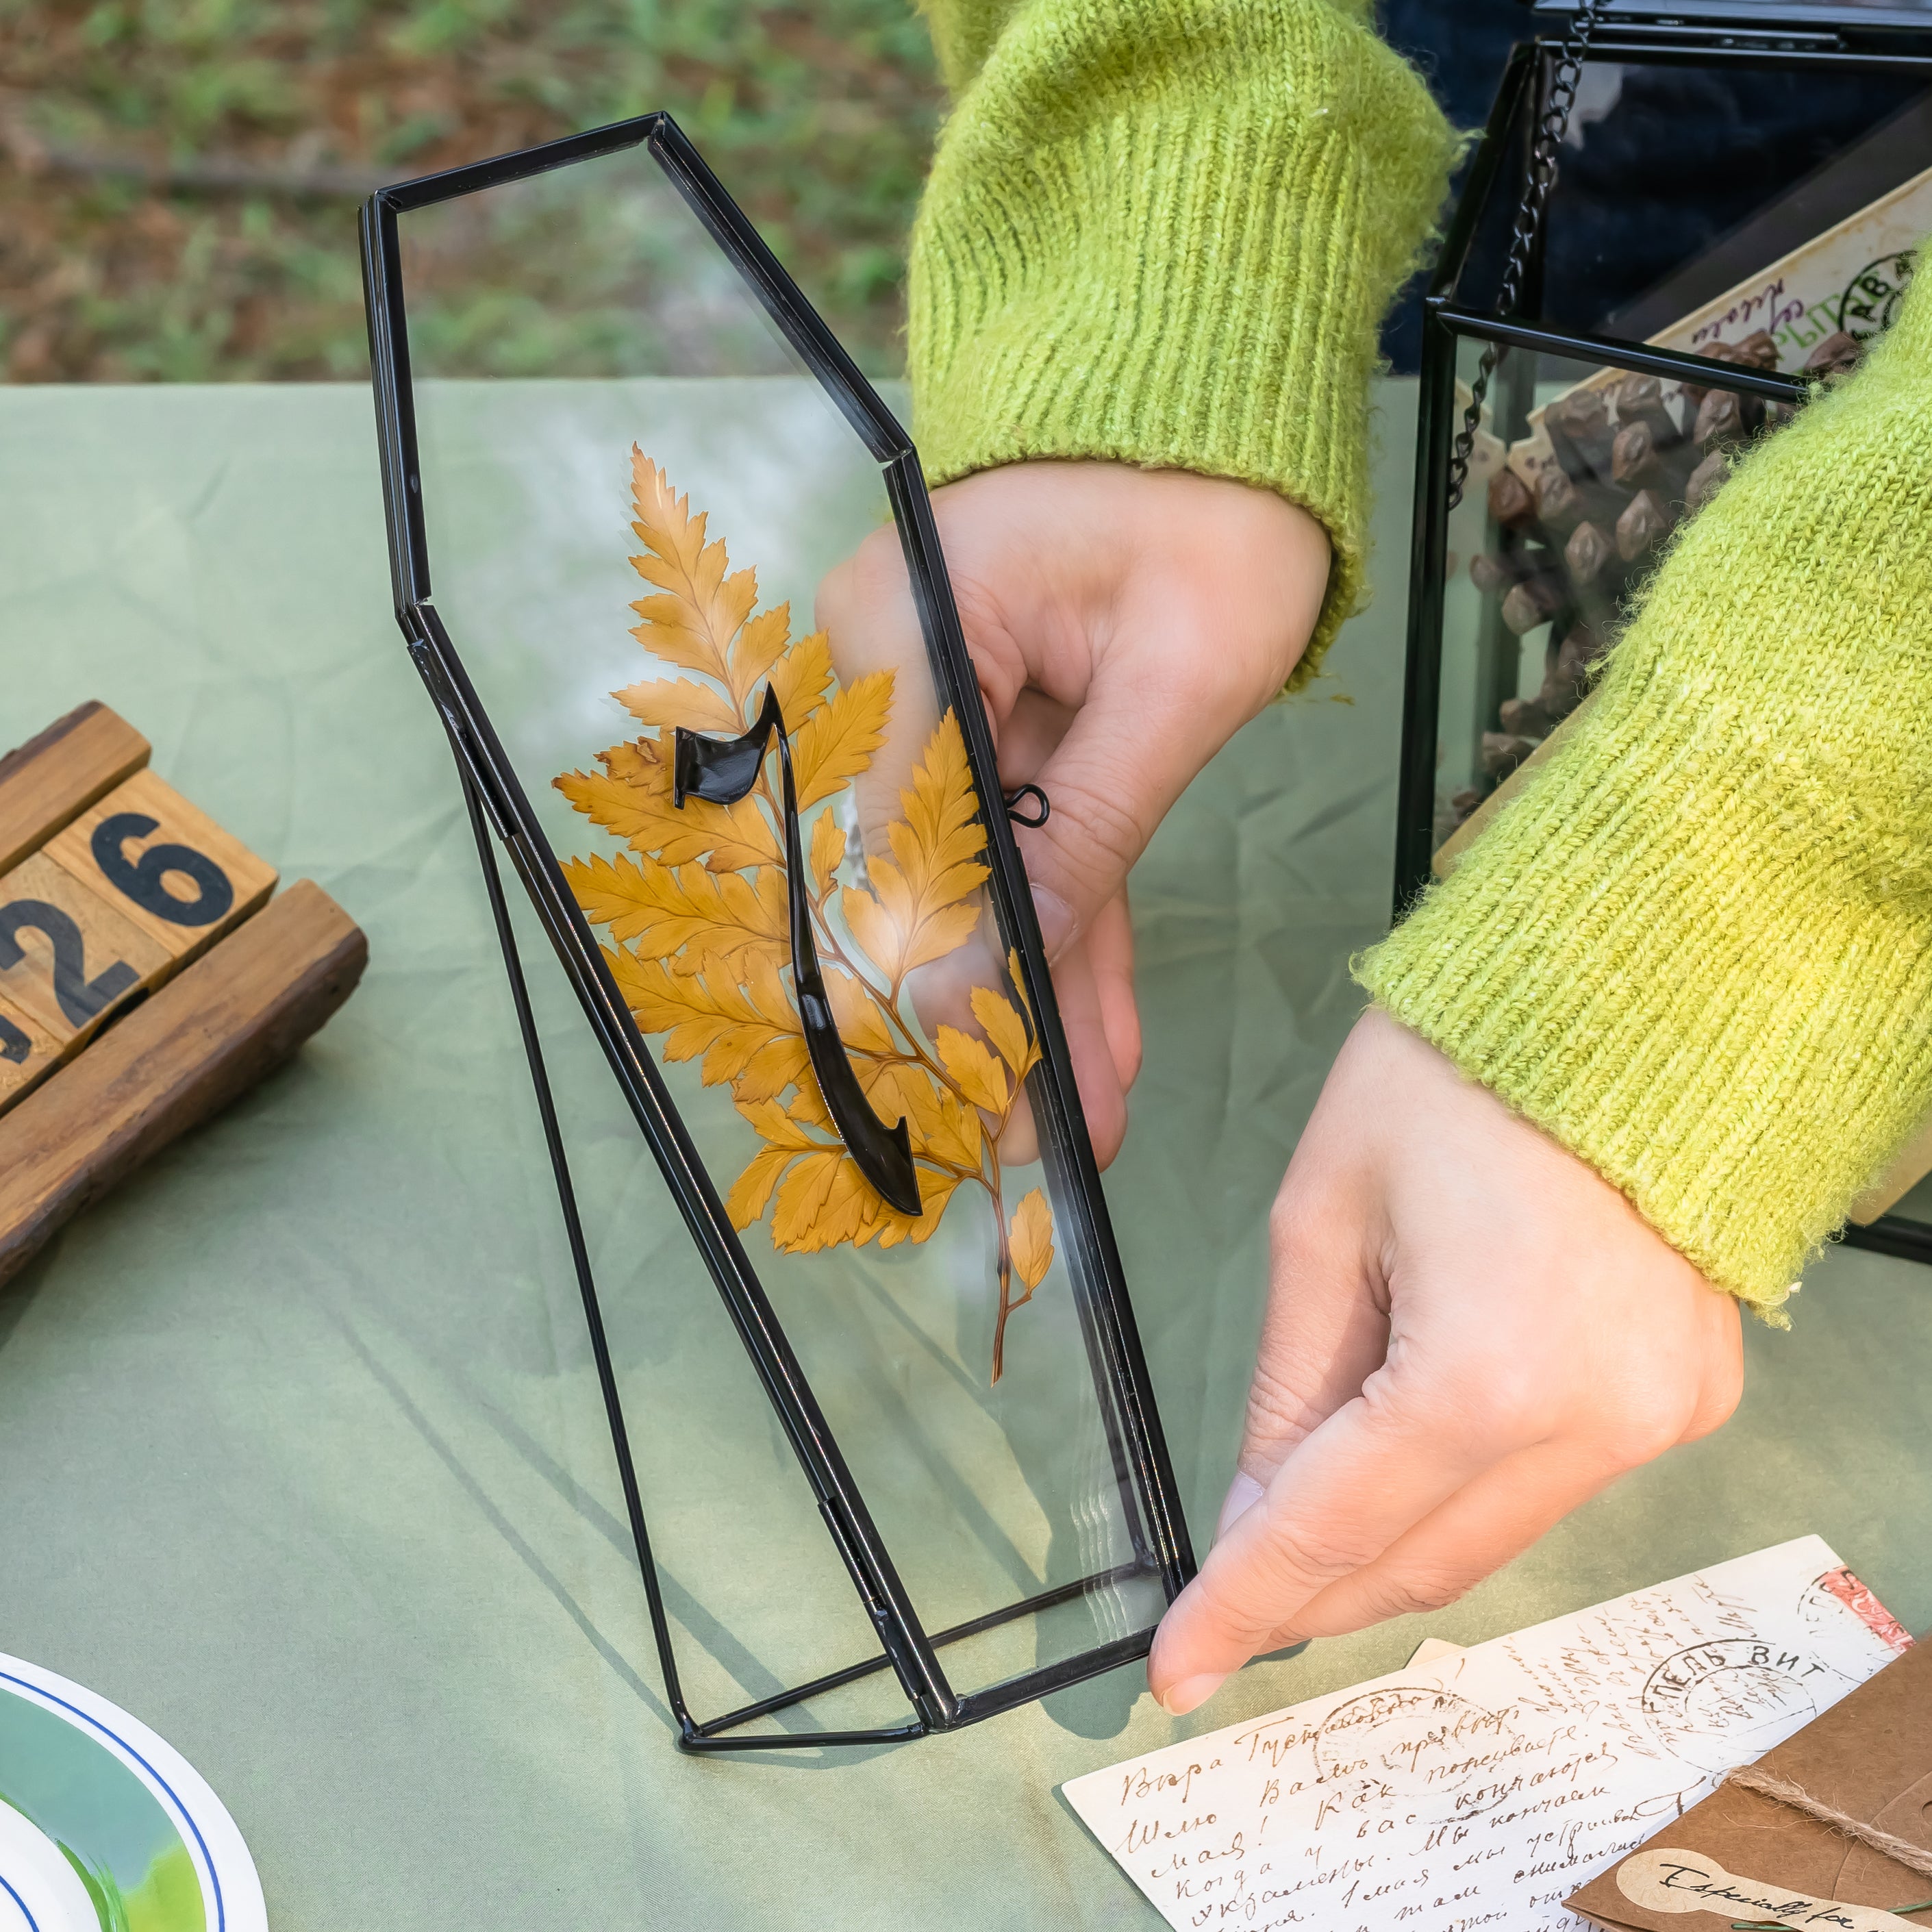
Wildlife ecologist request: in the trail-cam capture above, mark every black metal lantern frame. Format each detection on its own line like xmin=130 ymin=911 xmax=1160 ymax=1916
xmin=1398 ymin=8 xmax=1932 ymax=1268
xmin=358 ymin=116 xmax=1196 ymax=1751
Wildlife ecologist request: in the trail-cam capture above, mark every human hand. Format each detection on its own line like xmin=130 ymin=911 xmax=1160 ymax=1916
xmin=817 ymin=461 xmax=1331 ymax=1164
xmin=1147 ymin=1006 xmax=1744 ymax=1713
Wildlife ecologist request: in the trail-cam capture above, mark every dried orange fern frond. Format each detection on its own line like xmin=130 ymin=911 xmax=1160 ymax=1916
xmin=838 ymin=710 xmax=990 ymax=986
xmin=792 ymin=670 xmax=894 ymax=810
xmin=728 ymin=605 xmax=794 ymax=710
xmin=971 ymin=983 xmax=1040 ymax=1085
xmin=936 ymin=1025 xmax=1009 ymax=1116
xmin=612 ymin=674 xmax=742 ymax=737
xmin=608 ymin=948 xmax=806 ymax=1101
xmin=766 ymin=631 xmax=834 ymax=731
xmin=1009 ymin=1190 xmax=1055 ymax=1292
xmin=561 ymin=852 xmax=788 ymax=964
xmin=557 ymin=738 xmax=779 ymax=873
xmin=558 ymin=453 xmax=1057 ymax=1381
xmin=627 ymin=453 xmax=760 ymax=688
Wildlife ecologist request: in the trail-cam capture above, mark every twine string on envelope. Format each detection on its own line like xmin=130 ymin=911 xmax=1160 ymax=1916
xmin=1721 ymin=1764 xmax=1932 ymax=1927
xmin=1722 ymin=1766 xmax=1932 ymax=1881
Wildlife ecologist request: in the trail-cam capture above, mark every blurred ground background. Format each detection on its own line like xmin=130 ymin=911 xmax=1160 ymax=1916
xmin=1 ymin=0 xmax=1885 ymax=385
xmin=0 ymin=0 xmax=942 ymax=380
xmin=3 ymin=0 xmax=1540 ymax=386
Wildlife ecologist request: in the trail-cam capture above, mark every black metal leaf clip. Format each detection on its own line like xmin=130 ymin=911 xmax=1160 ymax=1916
xmin=673 ymin=686 xmax=923 ymax=1216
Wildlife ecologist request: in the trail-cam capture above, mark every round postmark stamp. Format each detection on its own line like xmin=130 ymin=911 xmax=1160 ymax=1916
xmin=1642 ymin=1638 xmax=1820 ymax=1772
xmin=1836 ymin=249 xmax=1916 ymax=340
xmin=1312 ymin=1686 xmax=1512 ymax=1804
xmin=1797 ymin=1564 xmax=1913 ymax=1668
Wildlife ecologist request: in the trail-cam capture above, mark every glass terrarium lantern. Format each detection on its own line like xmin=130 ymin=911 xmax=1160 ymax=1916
xmin=359 ymin=119 xmax=1194 ymax=1751
xmin=1398 ymin=0 xmax=1932 ymax=1262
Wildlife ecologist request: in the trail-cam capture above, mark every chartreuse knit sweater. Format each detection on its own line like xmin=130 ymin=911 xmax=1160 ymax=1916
xmin=907 ymin=0 xmax=1932 ymax=1314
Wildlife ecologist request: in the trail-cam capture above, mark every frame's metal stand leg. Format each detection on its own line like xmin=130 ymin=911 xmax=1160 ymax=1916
xmin=455 ymin=770 xmax=933 ymax=1751
xmin=455 ymin=770 xmax=703 ymax=1746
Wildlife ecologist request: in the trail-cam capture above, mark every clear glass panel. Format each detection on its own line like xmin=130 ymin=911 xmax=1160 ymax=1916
xmin=1428 ymin=339 xmax=1795 ymax=865
xmin=390 ymin=138 xmax=1166 ymax=1731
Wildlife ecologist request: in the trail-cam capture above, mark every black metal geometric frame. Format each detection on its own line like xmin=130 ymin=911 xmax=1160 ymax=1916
xmin=1398 ymin=20 xmax=1932 ymax=1270
xmin=358 ymin=114 xmax=1195 ymax=1751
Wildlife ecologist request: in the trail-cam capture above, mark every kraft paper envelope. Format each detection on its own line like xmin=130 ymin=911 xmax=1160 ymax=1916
xmin=1569 ymin=1628 xmax=1931 ymax=1932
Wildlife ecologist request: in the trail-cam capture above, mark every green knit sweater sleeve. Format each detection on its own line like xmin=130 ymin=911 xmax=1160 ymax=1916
xmin=905 ymin=0 xmax=1457 ymax=681
xmin=1357 ymin=273 xmax=1932 ymax=1318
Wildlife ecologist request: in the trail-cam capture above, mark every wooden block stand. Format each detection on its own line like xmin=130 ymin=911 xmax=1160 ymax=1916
xmin=0 ymin=703 xmax=366 ymax=1286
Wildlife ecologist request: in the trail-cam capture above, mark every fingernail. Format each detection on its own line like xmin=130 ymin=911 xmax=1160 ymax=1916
xmin=1030 ymin=885 xmax=1077 ymax=962
xmin=1216 ymin=1471 xmax=1266 ymax=1541
xmin=1155 ymin=1673 xmax=1227 ymax=1716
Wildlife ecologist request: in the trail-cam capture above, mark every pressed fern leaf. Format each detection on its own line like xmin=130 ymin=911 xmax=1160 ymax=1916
xmin=727 ymin=1144 xmax=797 ymax=1230
xmin=771 ymin=1149 xmax=869 ymax=1251
xmin=766 ymin=631 xmax=835 ymax=731
xmin=560 ymin=455 xmax=1060 ymax=1381
xmin=610 ymin=949 xmax=799 ymax=1088
xmin=838 ymin=709 xmax=990 ymax=983
xmin=565 ymin=854 xmax=787 ymax=961
xmin=824 ymin=966 xmax=894 ymax=1056
xmin=734 ymin=1094 xmax=829 ymax=1154
xmin=1006 ymin=947 xmax=1033 ymax=1027
xmin=894 ymin=708 xmax=990 ymax=908
xmin=792 ymin=669 xmax=894 ymax=811
xmin=1009 ymin=1189 xmax=1055 ymax=1291
xmin=937 ymin=1025 xmax=1009 ymax=1116
xmin=905 ymin=1077 xmax=984 ymax=1171
xmin=612 ymin=675 xmax=743 ymax=736
xmin=971 ymin=985 xmax=1038 ymax=1083
xmin=809 ymin=812 xmax=847 ymax=900
xmin=728 ymin=605 xmax=796 ymax=714
xmin=871 ymin=1169 xmax=962 ymax=1247
xmin=627 ymin=450 xmax=759 ymax=683
xmin=557 ymin=746 xmax=779 ymax=873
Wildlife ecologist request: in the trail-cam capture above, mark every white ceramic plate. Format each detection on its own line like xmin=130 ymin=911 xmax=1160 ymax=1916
xmin=0 ymin=1652 xmax=265 ymax=1932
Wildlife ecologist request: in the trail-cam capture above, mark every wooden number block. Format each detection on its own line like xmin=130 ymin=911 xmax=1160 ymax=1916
xmin=0 ymin=880 xmax=367 ymax=1288
xmin=0 ymin=703 xmax=368 ymax=1271
xmin=0 ymin=990 xmax=62 ymax=1112
xmin=0 ymin=851 xmax=170 ymax=1050
xmin=0 ymin=701 xmax=150 ymax=876
xmin=42 ymin=768 xmax=277 ymax=979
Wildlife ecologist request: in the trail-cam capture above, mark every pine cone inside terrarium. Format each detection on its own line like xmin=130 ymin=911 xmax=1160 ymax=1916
xmin=1453 ymin=334 xmax=1862 ymax=832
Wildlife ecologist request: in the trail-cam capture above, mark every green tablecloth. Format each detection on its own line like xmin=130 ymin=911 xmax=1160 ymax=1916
xmin=0 ymin=379 xmax=1925 ymax=1931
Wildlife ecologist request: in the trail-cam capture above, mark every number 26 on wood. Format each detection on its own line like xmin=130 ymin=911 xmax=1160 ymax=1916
xmin=46 ymin=770 xmax=275 ymax=965
xmin=0 ymin=771 xmax=275 ymax=1106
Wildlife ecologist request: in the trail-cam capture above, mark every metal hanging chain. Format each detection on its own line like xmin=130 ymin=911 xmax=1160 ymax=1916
xmin=1446 ymin=0 xmax=1610 ymax=510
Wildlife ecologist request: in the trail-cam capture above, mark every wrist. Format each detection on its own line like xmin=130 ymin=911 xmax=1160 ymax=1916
xmin=907 ymin=0 xmax=1456 ymax=689
xmin=1357 ymin=321 xmax=1932 ymax=1316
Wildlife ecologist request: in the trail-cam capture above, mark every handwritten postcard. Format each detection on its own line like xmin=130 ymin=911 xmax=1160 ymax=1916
xmin=1062 ymin=1537 xmax=1907 ymax=1932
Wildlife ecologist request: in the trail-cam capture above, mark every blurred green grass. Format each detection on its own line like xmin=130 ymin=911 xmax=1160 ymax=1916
xmin=0 ymin=0 xmax=942 ymax=380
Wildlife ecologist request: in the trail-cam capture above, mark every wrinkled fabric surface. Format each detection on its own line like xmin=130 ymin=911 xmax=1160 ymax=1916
xmin=0 ymin=379 xmax=1926 ymax=1931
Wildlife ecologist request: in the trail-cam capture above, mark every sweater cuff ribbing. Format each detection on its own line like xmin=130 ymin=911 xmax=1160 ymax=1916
xmin=905 ymin=0 xmax=1456 ymax=686
xmin=1357 ymin=292 xmax=1932 ymax=1314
